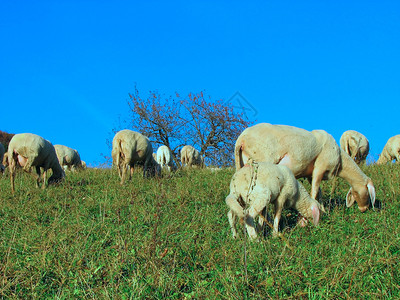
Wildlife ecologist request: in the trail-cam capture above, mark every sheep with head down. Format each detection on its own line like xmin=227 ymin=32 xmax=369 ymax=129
xmin=54 ymin=144 xmax=85 ymax=171
xmin=7 ymin=133 xmax=65 ymax=193
xmin=377 ymin=135 xmax=400 ymax=165
xmin=340 ymin=130 xmax=369 ymax=165
xmin=235 ymin=123 xmax=376 ymax=212
xmin=112 ymin=129 xmax=160 ymax=184
xmin=157 ymin=145 xmax=175 ymax=172
xmin=226 ymin=161 xmax=322 ymax=240
xmin=180 ymin=145 xmax=204 ymax=168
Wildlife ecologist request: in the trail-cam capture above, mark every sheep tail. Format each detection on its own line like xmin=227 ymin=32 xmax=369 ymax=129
xmin=116 ymin=138 xmax=122 ymax=170
xmin=235 ymin=141 xmax=244 ymax=170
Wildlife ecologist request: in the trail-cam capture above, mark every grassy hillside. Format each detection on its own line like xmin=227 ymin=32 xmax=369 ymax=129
xmin=0 ymin=165 xmax=399 ymax=298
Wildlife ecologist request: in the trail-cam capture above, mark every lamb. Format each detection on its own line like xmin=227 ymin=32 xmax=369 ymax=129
xmin=226 ymin=161 xmax=321 ymax=240
xmin=376 ymin=135 xmax=400 ymax=164
xmin=156 ymin=145 xmax=175 ymax=172
xmin=180 ymin=145 xmax=204 ymax=168
xmin=7 ymin=133 xmax=65 ymax=193
xmin=235 ymin=123 xmax=376 ymax=212
xmin=0 ymin=142 xmax=5 ymax=173
xmin=54 ymin=144 xmax=84 ymax=171
xmin=340 ymin=130 xmax=369 ymax=164
xmin=111 ymin=129 xmax=160 ymax=184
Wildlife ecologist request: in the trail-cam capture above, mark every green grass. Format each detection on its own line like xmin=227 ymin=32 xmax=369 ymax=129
xmin=0 ymin=164 xmax=399 ymax=299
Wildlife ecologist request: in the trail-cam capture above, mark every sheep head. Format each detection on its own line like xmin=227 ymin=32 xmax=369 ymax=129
xmin=346 ymin=178 xmax=376 ymax=212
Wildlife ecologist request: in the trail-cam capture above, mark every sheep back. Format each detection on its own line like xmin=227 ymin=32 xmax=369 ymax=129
xmin=377 ymin=135 xmax=400 ymax=164
xmin=54 ymin=144 xmax=82 ymax=169
xmin=112 ymin=129 xmax=153 ymax=166
xmin=235 ymin=123 xmax=334 ymax=177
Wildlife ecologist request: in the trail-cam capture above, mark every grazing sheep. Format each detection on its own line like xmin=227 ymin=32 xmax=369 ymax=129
xmin=111 ymin=129 xmax=160 ymax=184
xmin=81 ymin=160 xmax=87 ymax=169
xmin=54 ymin=144 xmax=84 ymax=171
xmin=180 ymin=145 xmax=204 ymax=168
xmin=340 ymin=130 xmax=369 ymax=164
xmin=7 ymin=133 xmax=65 ymax=193
xmin=226 ymin=161 xmax=321 ymax=240
xmin=235 ymin=123 xmax=376 ymax=212
xmin=0 ymin=142 xmax=5 ymax=173
xmin=377 ymin=135 xmax=400 ymax=165
xmin=156 ymin=145 xmax=175 ymax=172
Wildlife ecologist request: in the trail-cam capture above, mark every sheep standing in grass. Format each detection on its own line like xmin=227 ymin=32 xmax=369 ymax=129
xmin=235 ymin=123 xmax=375 ymax=212
xmin=340 ymin=130 xmax=369 ymax=164
xmin=180 ymin=145 xmax=204 ymax=168
xmin=54 ymin=144 xmax=84 ymax=171
xmin=377 ymin=135 xmax=400 ymax=165
xmin=112 ymin=129 xmax=160 ymax=184
xmin=156 ymin=145 xmax=174 ymax=172
xmin=226 ymin=161 xmax=321 ymax=240
xmin=7 ymin=133 xmax=65 ymax=193
xmin=0 ymin=142 xmax=5 ymax=173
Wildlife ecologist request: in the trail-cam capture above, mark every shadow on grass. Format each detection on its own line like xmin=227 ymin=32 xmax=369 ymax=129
xmin=321 ymin=196 xmax=383 ymax=212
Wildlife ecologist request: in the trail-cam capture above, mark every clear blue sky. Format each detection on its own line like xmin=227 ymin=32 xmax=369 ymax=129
xmin=1 ymin=1 xmax=399 ymax=166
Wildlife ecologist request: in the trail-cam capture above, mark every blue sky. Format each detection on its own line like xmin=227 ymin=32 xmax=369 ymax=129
xmin=1 ymin=1 xmax=399 ymax=166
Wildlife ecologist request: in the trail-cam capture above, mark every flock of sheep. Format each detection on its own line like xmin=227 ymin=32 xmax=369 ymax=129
xmin=1 ymin=124 xmax=400 ymax=240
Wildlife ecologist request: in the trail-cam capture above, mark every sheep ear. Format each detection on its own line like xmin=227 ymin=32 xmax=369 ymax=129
xmin=367 ymin=179 xmax=376 ymax=209
xmin=311 ymin=204 xmax=320 ymax=226
xmin=346 ymin=188 xmax=355 ymax=207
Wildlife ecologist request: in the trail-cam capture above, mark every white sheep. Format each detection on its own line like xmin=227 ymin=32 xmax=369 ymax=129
xmin=111 ymin=129 xmax=160 ymax=184
xmin=54 ymin=144 xmax=84 ymax=171
xmin=7 ymin=133 xmax=65 ymax=193
xmin=180 ymin=145 xmax=204 ymax=168
xmin=226 ymin=161 xmax=321 ymax=240
xmin=340 ymin=130 xmax=369 ymax=164
xmin=235 ymin=123 xmax=376 ymax=212
xmin=156 ymin=145 xmax=175 ymax=172
xmin=376 ymin=135 xmax=400 ymax=164
xmin=0 ymin=142 xmax=5 ymax=173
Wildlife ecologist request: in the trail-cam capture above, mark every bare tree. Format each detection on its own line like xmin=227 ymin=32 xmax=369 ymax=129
xmin=123 ymin=87 xmax=252 ymax=167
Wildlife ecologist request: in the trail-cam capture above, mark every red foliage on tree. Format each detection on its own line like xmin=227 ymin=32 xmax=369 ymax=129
xmin=0 ymin=130 xmax=15 ymax=151
xmin=125 ymin=87 xmax=253 ymax=166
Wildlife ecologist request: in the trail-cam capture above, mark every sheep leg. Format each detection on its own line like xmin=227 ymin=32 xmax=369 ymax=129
xmin=310 ymin=170 xmax=324 ymax=200
xmin=227 ymin=210 xmax=239 ymax=239
xmin=272 ymin=197 xmax=285 ymax=238
xmin=10 ymin=155 xmax=17 ymax=194
xmin=117 ymin=163 xmax=122 ymax=178
xmin=34 ymin=166 xmax=42 ymax=188
xmin=121 ymin=163 xmax=127 ymax=185
xmin=130 ymin=165 xmax=134 ymax=179
xmin=41 ymin=168 xmax=47 ymax=189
